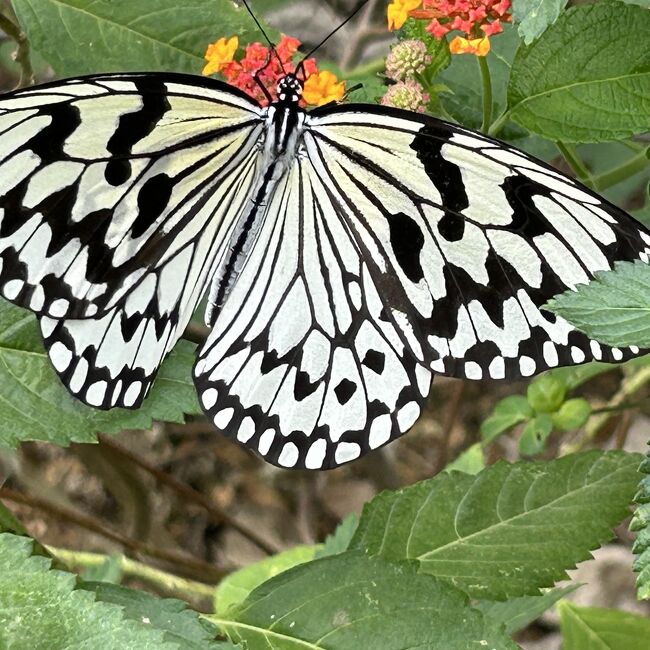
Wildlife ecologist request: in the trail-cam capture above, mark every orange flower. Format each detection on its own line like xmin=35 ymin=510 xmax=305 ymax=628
xmin=302 ymin=70 xmax=346 ymax=106
xmin=449 ymin=35 xmax=490 ymax=55
xmin=387 ymin=0 xmax=422 ymax=30
xmin=202 ymin=36 xmax=238 ymax=76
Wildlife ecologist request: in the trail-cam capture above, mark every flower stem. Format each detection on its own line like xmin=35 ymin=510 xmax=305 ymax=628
xmin=0 ymin=7 xmax=33 ymax=87
xmin=592 ymin=148 xmax=650 ymax=192
xmin=556 ymin=142 xmax=595 ymax=189
xmin=487 ymin=109 xmax=509 ymax=138
xmin=46 ymin=546 xmax=216 ymax=600
xmin=477 ymin=56 xmax=492 ymax=133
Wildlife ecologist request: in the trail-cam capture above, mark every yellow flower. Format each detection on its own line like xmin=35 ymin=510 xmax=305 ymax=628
xmin=449 ymin=35 xmax=491 ymax=56
xmin=202 ymin=36 xmax=238 ymax=76
xmin=387 ymin=0 xmax=422 ymax=31
xmin=302 ymin=71 xmax=346 ymax=106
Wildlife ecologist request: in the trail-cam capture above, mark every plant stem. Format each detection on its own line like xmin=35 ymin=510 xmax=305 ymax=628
xmin=46 ymin=546 xmax=216 ymax=599
xmin=556 ymin=142 xmax=595 ymax=189
xmin=592 ymin=148 xmax=650 ymax=192
xmin=478 ymin=56 xmax=492 ymax=134
xmin=0 ymin=9 xmax=33 ymax=87
xmin=560 ymin=364 xmax=650 ymax=455
xmin=487 ymin=109 xmax=510 ymax=138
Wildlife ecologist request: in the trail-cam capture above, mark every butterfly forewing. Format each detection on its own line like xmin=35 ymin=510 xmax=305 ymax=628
xmin=0 ymin=73 xmax=266 ymax=408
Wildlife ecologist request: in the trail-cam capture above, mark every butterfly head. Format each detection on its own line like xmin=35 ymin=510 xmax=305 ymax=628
xmin=277 ymin=74 xmax=303 ymax=104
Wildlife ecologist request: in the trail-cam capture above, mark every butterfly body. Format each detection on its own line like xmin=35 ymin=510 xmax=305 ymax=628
xmin=0 ymin=71 xmax=648 ymax=469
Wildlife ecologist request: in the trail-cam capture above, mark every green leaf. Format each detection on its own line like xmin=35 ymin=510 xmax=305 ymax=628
xmin=0 ymin=300 xmax=201 ymax=449
xmin=214 ymin=545 xmax=317 ymax=615
xmin=13 ymin=0 xmax=268 ymax=76
xmin=315 ymin=513 xmax=359 ymax=558
xmin=552 ymin=398 xmax=592 ymax=432
xmin=214 ymin=552 xmax=518 ymax=650
xmin=558 ymin=601 xmax=650 ymax=649
xmin=481 ymin=395 xmax=534 ymax=442
xmin=351 ymin=451 xmax=641 ymax=599
xmin=527 ymin=374 xmax=566 ymax=413
xmin=476 ymin=584 xmax=580 ymax=634
xmin=512 ymin=0 xmax=568 ymax=44
xmin=519 ymin=414 xmax=554 ymax=455
xmin=508 ymin=2 xmax=650 ymax=143
xmin=0 ymin=533 xmax=179 ymax=649
xmin=85 ymin=582 xmax=236 ymax=649
xmin=546 ymin=261 xmax=650 ymax=348
xmin=444 ymin=443 xmax=485 ymax=475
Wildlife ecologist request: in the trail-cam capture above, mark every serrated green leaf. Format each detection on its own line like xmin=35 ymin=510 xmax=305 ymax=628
xmin=512 ymin=0 xmax=568 ymax=44
xmin=508 ymin=2 xmax=650 ymax=142
xmin=214 ymin=545 xmax=317 ymax=615
xmin=0 ymin=533 xmax=178 ymax=649
xmin=546 ymin=261 xmax=650 ymax=348
xmin=526 ymin=374 xmax=566 ymax=413
xmin=315 ymin=513 xmax=359 ymax=558
xmin=519 ymin=414 xmax=554 ymax=455
xmin=13 ymin=0 xmax=268 ymax=76
xmin=85 ymin=582 xmax=236 ymax=649
xmin=0 ymin=300 xmax=201 ymax=449
xmin=481 ymin=395 xmax=534 ymax=442
xmin=559 ymin=601 xmax=650 ymax=649
xmin=444 ymin=443 xmax=485 ymax=475
xmin=476 ymin=584 xmax=580 ymax=634
xmin=214 ymin=552 xmax=518 ymax=650
xmin=351 ymin=451 xmax=641 ymax=599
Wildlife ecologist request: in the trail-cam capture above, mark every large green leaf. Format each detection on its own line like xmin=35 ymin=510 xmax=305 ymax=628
xmin=0 ymin=299 xmax=201 ymax=448
xmin=508 ymin=2 xmax=650 ymax=142
xmin=351 ymin=451 xmax=640 ymax=599
xmin=558 ymin=601 xmax=650 ymax=649
xmin=512 ymin=0 xmax=568 ymax=44
xmin=0 ymin=533 xmax=178 ymax=649
xmin=546 ymin=261 xmax=650 ymax=348
xmin=214 ymin=552 xmax=518 ymax=650
xmin=12 ymin=0 xmax=268 ymax=76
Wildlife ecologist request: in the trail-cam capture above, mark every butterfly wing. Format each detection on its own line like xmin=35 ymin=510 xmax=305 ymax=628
xmin=195 ymin=103 xmax=649 ymax=469
xmin=304 ymin=104 xmax=650 ymax=381
xmin=0 ymin=73 xmax=266 ymax=408
xmin=194 ymin=155 xmax=432 ymax=469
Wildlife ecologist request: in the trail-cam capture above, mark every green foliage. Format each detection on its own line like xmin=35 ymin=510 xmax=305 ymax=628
xmin=558 ymin=601 xmax=650 ymax=649
xmin=443 ymin=442 xmax=485 ymax=475
xmin=526 ymin=374 xmax=566 ymax=413
xmin=552 ymin=398 xmax=592 ymax=432
xmin=507 ymin=2 xmax=650 ymax=142
xmin=631 ymin=447 xmax=650 ymax=599
xmin=351 ymin=451 xmax=640 ymax=599
xmin=519 ymin=414 xmax=554 ymax=455
xmin=315 ymin=513 xmax=359 ymax=558
xmin=481 ymin=395 xmax=534 ymax=442
xmin=214 ymin=552 xmax=518 ymax=650
xmin=475 ymin=585 xmax=579 ymax=635
xmin=0 ymin=300 xmax=201 ymax=448
xmin=547 ymin=261 xmax=650 ymax=347
xmin=512 ymin=0 xmax=568 ymax=44
xmin=214 ymin=545 xmax=318 ymax=615
xmin=12 ymin=0 xmax=268 ymax=76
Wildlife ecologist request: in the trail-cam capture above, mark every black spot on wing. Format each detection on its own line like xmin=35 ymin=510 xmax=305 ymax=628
xmin=294 ymin=370 xmax=319 ymax=401
xmin=334 ymin=378 xmax=356 ymax=405
xmin=362 ymin=349 xmax=385 ymax=374
xmin=24 ymin=102 xmax=81 ymax=164
xmin=437 ymin=211 xmax=465 ymax=241
xmin=387 ymin=212 xmax=424 ymax=282
xmin=410 ymin=125 xmax=468 ymax=214
xmin=105 ymin=77 xmax=171 ymax=183
xmin=133 ymin=173 xmax=173 ymax=238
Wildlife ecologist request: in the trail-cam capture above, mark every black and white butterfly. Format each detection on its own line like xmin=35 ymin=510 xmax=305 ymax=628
xmin=0 ymin=64 xmax=648 ymax=469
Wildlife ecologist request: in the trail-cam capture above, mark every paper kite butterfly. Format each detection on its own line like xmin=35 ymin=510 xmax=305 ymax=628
xmin=0 ymin=43 xmax=648 ymax=469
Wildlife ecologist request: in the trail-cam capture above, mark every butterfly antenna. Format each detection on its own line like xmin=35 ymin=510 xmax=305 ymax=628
xmin=239 ymin=0 xmax=287 ymax=74
xmin=299 ymin=0 xmax=371 ymax=65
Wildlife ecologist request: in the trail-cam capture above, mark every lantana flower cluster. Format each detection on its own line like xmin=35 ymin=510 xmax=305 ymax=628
xmin=387 ymin=0 xmax=512 ymax=55
xmin=203 ymin=34 xmax=345 ymax=106
xmin=381 ymin=40 xmax=431 ymax=112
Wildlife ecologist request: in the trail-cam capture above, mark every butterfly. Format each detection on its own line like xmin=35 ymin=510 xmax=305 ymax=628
xmin=0 ymin=65 xmax=648 ymax=469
